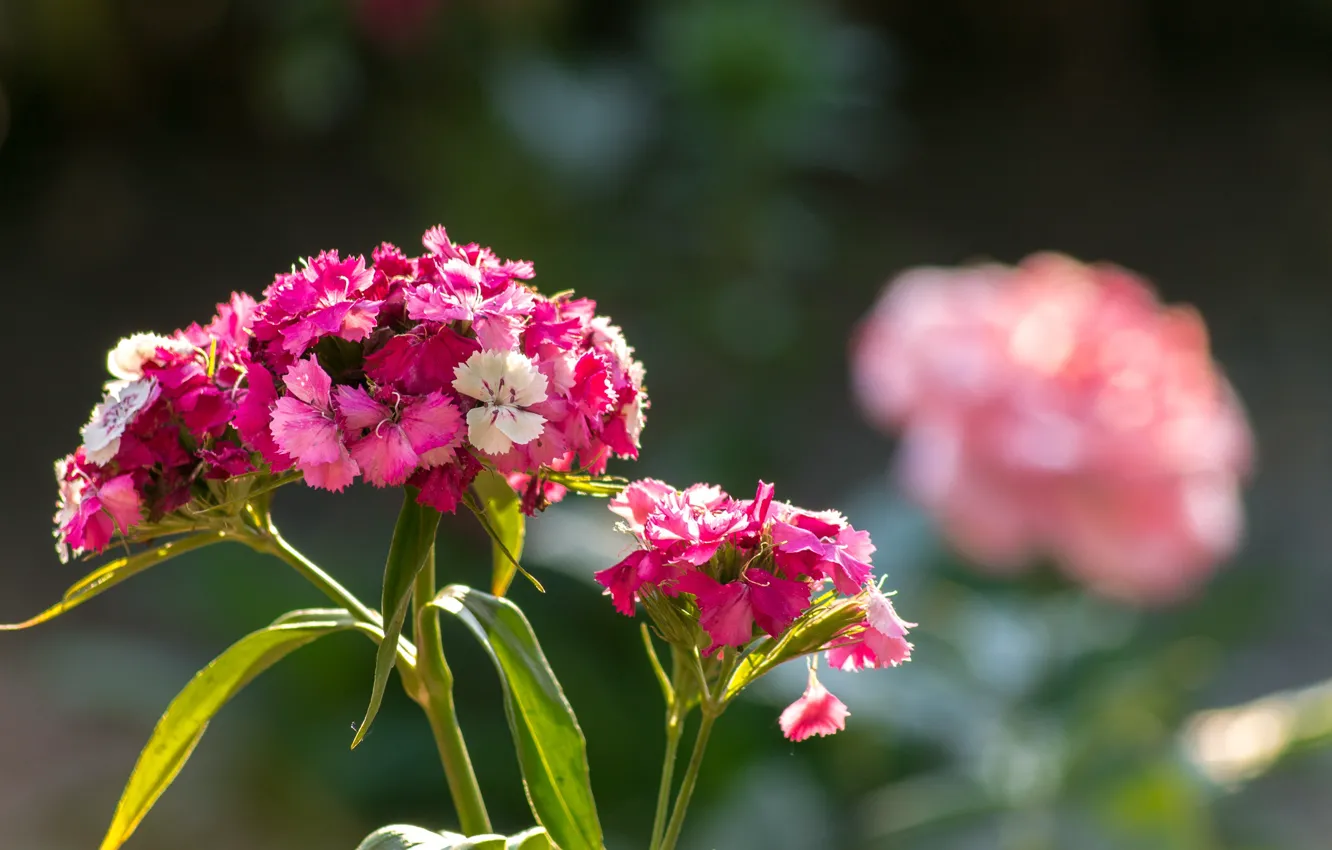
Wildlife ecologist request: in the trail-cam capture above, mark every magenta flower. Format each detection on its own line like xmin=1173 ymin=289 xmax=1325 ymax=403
xmin=595 ymin=478 xmax=912 ymax=740
xmin=407 ymin=262 xmax=536 ymax=351
xmin=852 ymin=252 xmax=1254 ymax=604
xmin=334 ymin=387 xmax=463 ymax=487
xmin=270 ymin=357 xmax=358 ymax=491
xmin=779 ymin=673 xmax=850 ymax=742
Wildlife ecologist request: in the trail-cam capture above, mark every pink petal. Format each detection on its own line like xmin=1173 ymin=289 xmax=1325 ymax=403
xmin=350 ymin=425 xmax=420 ymax=487
xmin=282 ymin=357 xmax=333 ymax=410
xmin=333 ymin=385 xmax=389 ymax=431
xmin=746 ymin=567 xmax=810 ymax=638
xmin=301 ymin=448 xmax=359 ymax=492
xmin=271 ymin=398 xmax=342 ymax=465
xmin=401 ymin=392 xmax=463 ymax=455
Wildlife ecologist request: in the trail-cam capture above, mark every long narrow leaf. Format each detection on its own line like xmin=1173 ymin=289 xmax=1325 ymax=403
xmin=100 ymin=611 xmax=376 ymax=850
xmin=431 ymin=586 xmax=603 ymax=850
xmin=471 ymin=470 xmax=526 ymax=597
xmin=1 ymin=533 xmax=223 ymax=631
xmin=353 ymin=489 xmax=440 ymax=747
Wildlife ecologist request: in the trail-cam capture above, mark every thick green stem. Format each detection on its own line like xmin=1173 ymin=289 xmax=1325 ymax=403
xmin=413 ymin=547 xmax=492 ymax=835
xmin=649 ymin=704 xmax=686 ymax=850
xmin=658 ymin=710 xmax=718 ymax=850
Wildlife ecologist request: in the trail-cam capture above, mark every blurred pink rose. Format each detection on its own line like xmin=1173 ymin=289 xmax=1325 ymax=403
xmin=852 ymin=252 xmax=1254 ymax=604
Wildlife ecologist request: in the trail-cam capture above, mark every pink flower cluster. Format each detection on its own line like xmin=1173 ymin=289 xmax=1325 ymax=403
xmin=235 ymin=226 xmax=646 ymax=513
xmin=55 ymin=295 xmax=258 ymax=561
xmin=852 ymin=252 xmax=1254 ymax=604
xmin=596 ymin=479 xmax=914 ymax=741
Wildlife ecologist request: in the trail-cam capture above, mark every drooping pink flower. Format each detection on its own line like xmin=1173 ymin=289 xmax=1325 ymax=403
xmin=269 ymin=357 xmax=358 ymax=491
xmin=334 ymin=387 xmax=463 ymax=486
xmin=779 ymin=672 xmax=850 ymax=742
xmin=852 ymin=252 xmax=1254 ymax=604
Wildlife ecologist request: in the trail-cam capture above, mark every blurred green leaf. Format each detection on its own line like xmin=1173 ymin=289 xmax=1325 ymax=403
xmin=354 ymin=488 xmax=440 ymax=748
xmin=470 ymin=470 xmax=526 ymax=597
xmin=101 ymin=610 xmax=378 ymax=850
xmin=430 ymin=585 xmax=603 ymax=850
xmin=1 ymin=533 xmax=222 ymax=631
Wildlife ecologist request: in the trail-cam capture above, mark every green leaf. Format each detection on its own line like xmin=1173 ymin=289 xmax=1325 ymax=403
xmin=353 ymin=488 xmax=441 ymax=748
xmin=431 ymin=586 xmax=604 ymax=850
xmin=354 ymin=826 xmax=550 ymax=850
xmin=101 ymin=611 xmax=377 ymax=850
xmin=0 ymin=533 xmax=223 ymax=631
xmin=471 ymin=470 xmax=526 ymax=597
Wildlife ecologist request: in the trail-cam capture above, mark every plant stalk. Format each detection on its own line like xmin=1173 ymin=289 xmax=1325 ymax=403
xmin=658 ymin=710 xmax=718 ymax=850
xmin=257 ymin=524 xmax=382 ymax=628
xmin=649 ymin=702 xmax=686 ymax=850
xmin=413 ymin=545 xmax=492 ymax=835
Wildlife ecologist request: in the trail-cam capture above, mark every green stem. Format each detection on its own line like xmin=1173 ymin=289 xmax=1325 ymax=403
xmin=413 ymin=546 xmax=492 ymax=835
xmin=658 ymin=710 xmax=718 ymax=850
xmin=649 ymin=704 xmax=686 ymax=850
xmin=258 ymin=524 xmax=381 ymax=628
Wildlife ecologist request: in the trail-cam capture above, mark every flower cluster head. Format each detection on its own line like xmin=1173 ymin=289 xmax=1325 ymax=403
xmin=851 ymin=252 xmax=1254 ymax=604
xmin=54 ymin=224 xmax=647 ymax=560
xmin=238 ymin=227 xmax=647 ymax=514
xmin=55 ymin=294 xmax=259 ymax=561
xmin=596 ymin=478 xmax=914 ymax=742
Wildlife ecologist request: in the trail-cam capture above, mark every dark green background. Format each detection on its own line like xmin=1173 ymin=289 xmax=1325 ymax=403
xmin=0 ymin=1 xmax=1326 ymax=847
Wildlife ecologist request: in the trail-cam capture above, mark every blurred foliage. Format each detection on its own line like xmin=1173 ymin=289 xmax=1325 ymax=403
xmin=2 ymin=0 xmax=1330 ymax=848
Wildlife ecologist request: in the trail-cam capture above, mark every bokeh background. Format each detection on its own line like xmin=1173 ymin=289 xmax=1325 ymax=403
xmin=1 ymin=0 xmax=1329 ymax=847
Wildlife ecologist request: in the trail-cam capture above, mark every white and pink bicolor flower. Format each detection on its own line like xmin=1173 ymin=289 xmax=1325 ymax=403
xmin=452 ymin=349 xmax=550 ymax=455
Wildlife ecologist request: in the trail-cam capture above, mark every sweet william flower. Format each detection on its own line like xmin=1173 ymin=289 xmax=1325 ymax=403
xmin=334 ymin=387 xmax=463 ymax=486
xmin=106 ymin=334 xmax=193 ymax=381
xmin=452 ymin=350 xmax=549 ymax=455
xmin=270 ymin=357 xmax=358 ymax=491
xmin=851 ymin=252 xmax=1254 ymax=604
xmin=81 ymin=378 xmax=161 ymax=466
xmin=779 ymin=672 xmax=850 ymax=742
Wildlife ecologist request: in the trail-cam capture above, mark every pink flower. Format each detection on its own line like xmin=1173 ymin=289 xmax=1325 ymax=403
xmin=608 ymin=478 xmax=675 ymax=534
xmin=53 ymin=458 xmax=143 ymax=561
xmin=676 ymin=568 xmax=811 ymax=649
xmin=269 ymin=357 xmax=359 ymax=491
xmin=827 ymin=584 xmax=915 ymax=671
xmin=407 ymin=264 xmax=536 ymax=351
xmin=334 ymin=387 xmax=463 ymax=486
xmin=779 ymin=672 xmax=849 ymax=742
xmin=852 ymin=253 xmax=1254 ymax=604
xmin=770 ymin=508 xmax=875 ymax=594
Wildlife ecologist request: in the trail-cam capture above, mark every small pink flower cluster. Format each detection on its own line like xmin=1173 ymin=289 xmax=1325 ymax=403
xmin=852 ymin=252 xmax=1254 ymax=604
xmin=235 ymin=227 xmax=646 ymax=514
xmin=54 ymin=294 xmax=258 ymax=561
xmin=596 ymin=479 xmax=914 ymax=741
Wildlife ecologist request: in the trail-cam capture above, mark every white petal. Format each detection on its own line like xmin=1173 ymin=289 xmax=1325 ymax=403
xmin=83 ymin=436 xmax=121 ymax=466
xmin=466 ymin=405 xmax=514 ymax=455
xmin=510 ymin=362 xmax=549 ymax=408
xmin=453 ymin=350 xmax=510 ymax=402
xmin=494 ymin=406 xmax=546 ymax=445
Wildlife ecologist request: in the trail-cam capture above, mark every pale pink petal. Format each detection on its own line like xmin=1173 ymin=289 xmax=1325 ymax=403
xmin=864 ymin=585 xmax=916 ymax=638
xmin=350 ymin=426 xmax=420 ymax=487
xmin=301 ymin=450 xmax=359 ymax=492
xmin=779 ymin=675 xmax=849 ymax=742
xmin=271 ymin=398 xmax=342 ymax=464
xmin=283 ymin=357 xmax=332 ymax=410
xmin=400 ymin=392 xmax=463 ymax=455
xmin=334 ymin=385 xmax=389 ymax=431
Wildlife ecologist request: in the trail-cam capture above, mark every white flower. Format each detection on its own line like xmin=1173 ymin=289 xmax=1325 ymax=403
xmin=106 ymin=333 xmax=192 ymax=380
xmin=81 ymin=377 xmax=160 ymax=466
xmin=452 ymin=350 xmax=549 ymax=455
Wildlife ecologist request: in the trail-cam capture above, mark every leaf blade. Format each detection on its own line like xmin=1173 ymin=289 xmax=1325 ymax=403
xmin=431 ymin=586 xmax=603 ymax=850
xmin=471 ymin=470 xmax=526 ymax=597
xmin=100 ymin=612 xmax=372 ymax=850
xmin=353 ymin=488 xmax=440 ymax=748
